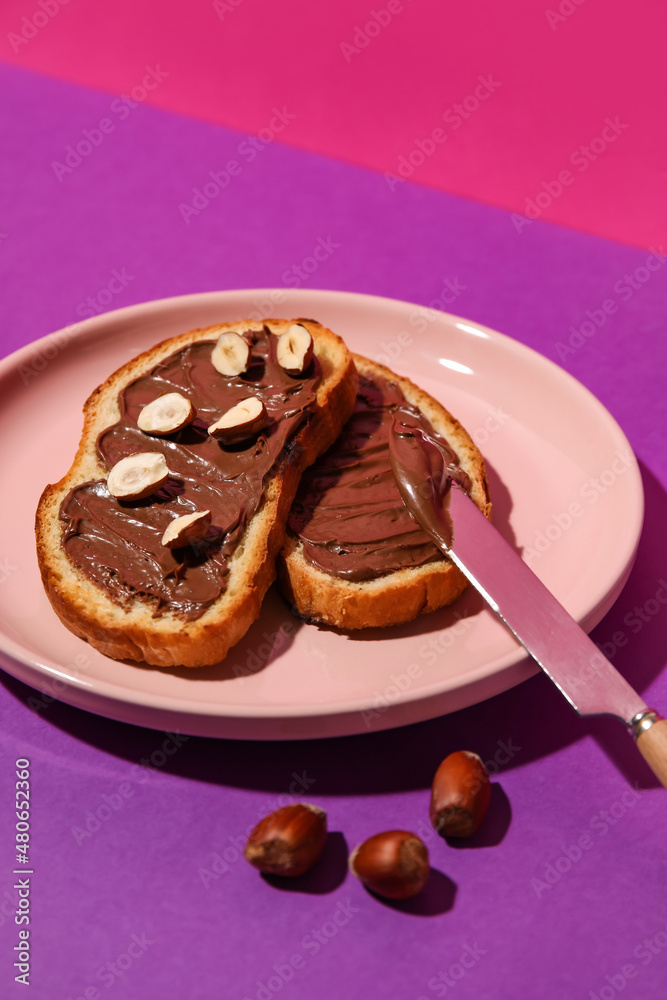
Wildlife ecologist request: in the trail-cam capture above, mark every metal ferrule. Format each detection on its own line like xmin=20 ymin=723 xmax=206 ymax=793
xmin=629 ymin=710 xmax=664 ymax=740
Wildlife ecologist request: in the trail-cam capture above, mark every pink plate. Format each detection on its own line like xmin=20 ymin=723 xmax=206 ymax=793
xmin=0 ymin=290 xmax=644 ymax=739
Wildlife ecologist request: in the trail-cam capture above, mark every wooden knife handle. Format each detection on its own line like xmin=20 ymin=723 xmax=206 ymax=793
xmin=634 ymin=714 xmax=667 ymax=789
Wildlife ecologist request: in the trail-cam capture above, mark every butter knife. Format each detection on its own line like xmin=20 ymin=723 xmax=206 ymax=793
xmin=389 ymin=421 xmax=667 ymax=788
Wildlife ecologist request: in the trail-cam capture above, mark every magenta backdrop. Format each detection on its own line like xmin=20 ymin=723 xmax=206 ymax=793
xmin=0 ymin=0 xmax=665 ymax=248
xmin=0 ymin=11 xmax=666 ymax=999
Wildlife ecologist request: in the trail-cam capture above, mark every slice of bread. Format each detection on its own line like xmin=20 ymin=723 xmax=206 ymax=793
xmin=36 ymin=319 xmax=358 ymax=667
xmin=278 ymin=355 xmax=491 ymax=629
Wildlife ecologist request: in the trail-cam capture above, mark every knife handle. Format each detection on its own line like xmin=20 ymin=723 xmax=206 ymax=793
xmin=632 ymin=711 xmax=667 ymax=789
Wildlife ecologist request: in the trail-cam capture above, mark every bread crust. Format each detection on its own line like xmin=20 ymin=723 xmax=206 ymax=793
xmin=35 ymin=319 xmax=358 ymax=667
xmin=278 ymin=354 xmax=491 ymax=630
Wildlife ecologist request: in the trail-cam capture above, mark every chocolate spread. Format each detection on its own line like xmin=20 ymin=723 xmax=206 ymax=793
xmin=288 ymin=375 xmax=469 ymax=581
xmin=60 ymin=327 xmax=321 ymax=621
xmin=388 ymin=420 xmax=458 ymax=552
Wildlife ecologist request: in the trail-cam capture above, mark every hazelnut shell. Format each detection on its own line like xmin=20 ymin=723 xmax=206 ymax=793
xmin=244 ymin=803 xmax=327 ymax=877
xmin=349 ymin=830 xmax=429 ymax=900
xmin=429 ymin=750 xmax=491 ymax=838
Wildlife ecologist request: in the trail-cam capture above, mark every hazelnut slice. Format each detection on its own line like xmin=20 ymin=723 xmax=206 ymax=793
xmin=107 ymin=453 xmax=169 ymax=501
xmin=276 ymin=323 xmax=314 ymax=376
xmin=349 ymin=831 xmax=429 ymax=900
xmin=211 ymin=331 xmax=250 ymax=377
xmin=161 ymin=510 xmax=212 ymax=549
xmin=208 ymin=396 xmax=267 ymax=444
xmin=244 ymin=803 xmax=327 ymax=877
xmin=137 ymin=392 xmax=195 ymax=436
xmin=429 ymin=751 xmax=491 ymax=838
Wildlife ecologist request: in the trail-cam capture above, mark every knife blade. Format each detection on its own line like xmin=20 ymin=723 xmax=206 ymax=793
xmin=388 ymin=420 xmax=667 ymax=788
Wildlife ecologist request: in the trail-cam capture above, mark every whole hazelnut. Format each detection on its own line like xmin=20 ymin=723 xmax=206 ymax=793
xmin=349 ymin=830 xmax=429 ymax=900
xmin=430 ymin=751 xmax=491 ymax=838
xmin=244 ymin=803 xmax=327 ymax=877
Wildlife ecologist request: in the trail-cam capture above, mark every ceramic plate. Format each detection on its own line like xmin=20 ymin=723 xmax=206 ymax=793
xmin=0 ymin=290 xmax=644 ymax=739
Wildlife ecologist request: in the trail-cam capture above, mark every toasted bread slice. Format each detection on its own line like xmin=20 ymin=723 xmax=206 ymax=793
xmin=36 ymin=319 xmax=357 ymax=667
xmin=278 ymin=355 xmax=490 ymax=629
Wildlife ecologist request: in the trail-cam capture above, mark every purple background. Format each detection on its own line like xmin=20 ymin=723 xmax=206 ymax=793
xmin=1 ymin=63 xmax=666 ymax=999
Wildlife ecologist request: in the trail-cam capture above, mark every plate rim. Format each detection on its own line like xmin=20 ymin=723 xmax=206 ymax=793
xmin=0 ymin=288 xmax=645 ymax=735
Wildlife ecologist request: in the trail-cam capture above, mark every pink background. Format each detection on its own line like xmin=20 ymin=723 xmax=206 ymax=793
xmin=1 ymin=0 xmax=665 ymax=249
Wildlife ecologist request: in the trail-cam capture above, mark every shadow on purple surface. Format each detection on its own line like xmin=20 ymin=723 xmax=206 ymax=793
xmin=261 ymin=831 xmax=348 ymax=895
xmin=366 ymin=869 xmax=457 ymax=917
xmin=444 ymin=784 xmax=511 ymax=849
xmin=1 ymin=464 xmax=665 ymax=797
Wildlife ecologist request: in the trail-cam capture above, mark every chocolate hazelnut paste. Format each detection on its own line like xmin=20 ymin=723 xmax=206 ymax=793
xmin=59 ymin=328 xmax=321 ymax=621
xmin=288 ymin=374 xmax=469 ymax=581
